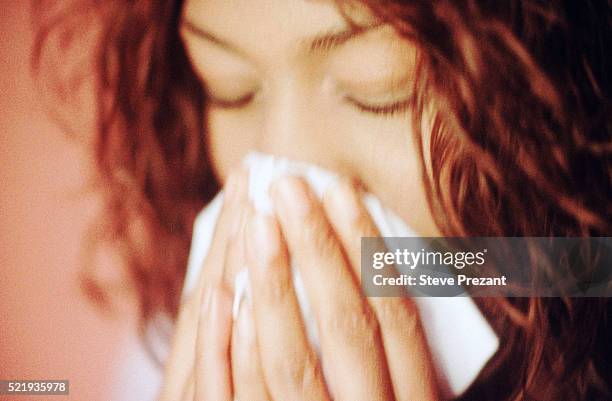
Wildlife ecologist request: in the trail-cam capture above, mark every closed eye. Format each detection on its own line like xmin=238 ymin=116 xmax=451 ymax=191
xmin=207 ymin=91 xmax=257 ymax=109
xmin=344 ymin=95 xmax=413 ymax=116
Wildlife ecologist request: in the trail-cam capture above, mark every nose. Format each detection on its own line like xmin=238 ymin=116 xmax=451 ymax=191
xmin=255 ymin=78 xmax=345 ymax=172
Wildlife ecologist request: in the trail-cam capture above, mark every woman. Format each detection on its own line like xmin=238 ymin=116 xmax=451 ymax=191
xmin=34 ymin=0 xmax=611 ymax=400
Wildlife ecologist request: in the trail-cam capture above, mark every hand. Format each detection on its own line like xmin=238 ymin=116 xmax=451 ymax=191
xmin=159 ymin=168 xmax=251 ymax=401
xmin=194 ymin=176 xmax=441 ymax=401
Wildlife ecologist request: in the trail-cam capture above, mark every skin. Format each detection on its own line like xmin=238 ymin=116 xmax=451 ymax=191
xmin=180 ymin=0 xmax=437 ymax=236
xmin=161 ymin=0 xmax=441 ymax=400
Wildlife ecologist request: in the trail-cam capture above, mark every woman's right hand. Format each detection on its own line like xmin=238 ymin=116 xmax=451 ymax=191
xmin=159 ymin=168 xmax=250 ymax=401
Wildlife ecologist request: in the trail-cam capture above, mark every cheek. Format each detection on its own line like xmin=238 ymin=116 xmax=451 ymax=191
xmin=348 ymin=117 xmax=438 ymax=236
xmin=206 ymin=109 xmax=259 ymax=182
xmin=373 ymin=147 xmax=437 ymax=236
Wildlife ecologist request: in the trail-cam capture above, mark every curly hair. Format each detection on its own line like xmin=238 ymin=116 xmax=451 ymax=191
xmin=33 ymin=0 xmax=611 ymax=399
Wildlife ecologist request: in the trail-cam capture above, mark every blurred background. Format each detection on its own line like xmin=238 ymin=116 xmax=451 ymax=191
xmin=0 ymin=2 xmax=160 ymax=400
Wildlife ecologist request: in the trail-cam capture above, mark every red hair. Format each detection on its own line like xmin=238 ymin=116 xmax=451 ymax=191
xmin=34 ymin=0 xmax=611 ymax=398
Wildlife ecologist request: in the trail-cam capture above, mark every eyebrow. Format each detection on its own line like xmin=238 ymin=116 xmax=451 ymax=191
xmin=181 ymin=18 xmax=381 ymax=55
xmin=307 ymin=23 xmax=381 ymax=52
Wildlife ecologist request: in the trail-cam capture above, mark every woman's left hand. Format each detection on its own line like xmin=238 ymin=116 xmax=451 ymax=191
xmin=195 ymin=176 xmax=441 ymax=401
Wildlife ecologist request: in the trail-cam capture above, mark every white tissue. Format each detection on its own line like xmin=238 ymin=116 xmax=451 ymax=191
xmin=182 ymin=152 xmax=499 ymax=399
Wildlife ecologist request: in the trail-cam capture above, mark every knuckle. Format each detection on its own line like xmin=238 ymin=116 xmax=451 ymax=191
xmin=257 ymin=269 xmax=290 ymax=306
xmin=302 ymin=216 xmax=341 ymax=261
xmin=378 ymin=298 xmax=421 ymax=334
xmin=284 ymin=354 xmax=307 ymax=387
xmin=323 ymin=301 xmax=380 ymax=345
xmin=269 ymin=350 xmax=322 ymax=397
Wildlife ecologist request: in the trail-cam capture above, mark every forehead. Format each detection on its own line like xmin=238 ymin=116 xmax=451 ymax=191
xmin=182 ymin=0 xmax=376 ymax=61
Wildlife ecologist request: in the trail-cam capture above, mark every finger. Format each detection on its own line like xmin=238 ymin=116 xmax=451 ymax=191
xmin=270 ymin=177 xmax=394 ymax=401
xmin=245 ymin=212 xmax=330 ymax=401
xmin=197 ymin=167 xmax=250 ymax=293
xmin=221 ymin=189 xmax=252 ymax=296
xmin=160 ymin=168 xmax=248 ymax=401
xmin=323 ymin=180 xmax=440 ymax=401
xmin=195 ymin=284 xmax=234 ymax=401
xmin=231 ymin=299 xmax=271 ymax=401
xmin=227 ymin=207 xmax=270 ymax=401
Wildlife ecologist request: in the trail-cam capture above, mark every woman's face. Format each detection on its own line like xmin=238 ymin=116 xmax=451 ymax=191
xmin=181 ymin=0 xmax=438 ymax=235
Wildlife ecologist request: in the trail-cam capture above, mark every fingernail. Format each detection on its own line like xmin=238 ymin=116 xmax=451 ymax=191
xmin=246 ymin=212 xmax=280 ymax=267
xmin=325 ymin=180 xmax=361 ymax=223
xmin=272 ymin=176 xmax=312 ymax=219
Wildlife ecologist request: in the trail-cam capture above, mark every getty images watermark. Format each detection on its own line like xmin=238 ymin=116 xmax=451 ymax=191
xmin=361 ymin=237 xmax=612 ymax=297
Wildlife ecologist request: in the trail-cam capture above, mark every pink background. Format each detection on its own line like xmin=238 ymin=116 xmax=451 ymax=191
xmin=1 ymin=2 xmax=160 ymax=400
